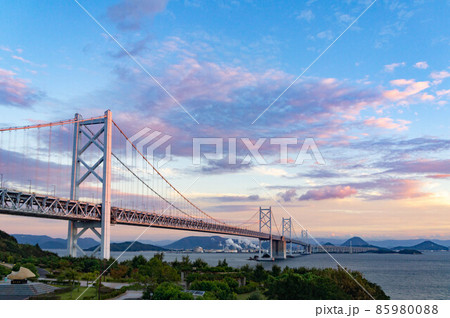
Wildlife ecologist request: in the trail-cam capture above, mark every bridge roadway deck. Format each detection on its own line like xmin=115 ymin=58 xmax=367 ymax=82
xmin=0 ymin=188 xmax=307 ymax=246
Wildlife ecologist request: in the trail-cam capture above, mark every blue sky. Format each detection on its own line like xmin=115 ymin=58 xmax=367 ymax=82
xmin=0 ymin=0 xmax=449 ymax=240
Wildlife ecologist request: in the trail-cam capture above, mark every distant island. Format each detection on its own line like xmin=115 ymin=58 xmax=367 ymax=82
xmin=317 ymin=236 xmax=449 ymax=254
xmin=10 ymin=233 xmax=449 ymax=254
xmin=392 ymin=241 xmax=448 ymax=252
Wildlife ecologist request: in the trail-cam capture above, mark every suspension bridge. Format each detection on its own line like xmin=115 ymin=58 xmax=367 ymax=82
xmin=0 ymin=111 xmax=310 ymax=260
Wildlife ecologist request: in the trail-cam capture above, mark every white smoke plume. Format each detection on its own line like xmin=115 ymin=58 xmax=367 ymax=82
xmin=225 ymin=238 xmax=242 ymax=250
xmin=238 ymin=238 xmax=257 ymax=249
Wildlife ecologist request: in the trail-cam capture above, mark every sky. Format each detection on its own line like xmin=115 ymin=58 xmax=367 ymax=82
xmin=0 ymin=0 xmax=449 ymax=241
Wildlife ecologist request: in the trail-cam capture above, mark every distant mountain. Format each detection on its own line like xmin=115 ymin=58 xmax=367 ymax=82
xmin=13 ymin=234 xmax=99 ymax=250
xmin=141 ymin=239 xmax=175 ymax=246
xmin=86 ymin=241 xmax=168 ymax=252
xmin=393 ymin=240 xmax=449 ymax=251
xmin=1 ymin=230 xmax=57 ymax=259
xmin=341 ymin=237 xmax=371 ymax=247
xmin=322 ymin=242 xmax=335 ymax=246
xmin=367 ymin=239 xmax=450 ymax=249
xmin=164 ymin=235 xmax=258 ymax=250
xmin=316 ymin=238 xmax=450 ymax=249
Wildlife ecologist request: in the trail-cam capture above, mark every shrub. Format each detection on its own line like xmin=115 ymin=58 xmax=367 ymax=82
xmin=152 ymin=282 xmax=193 ymax=300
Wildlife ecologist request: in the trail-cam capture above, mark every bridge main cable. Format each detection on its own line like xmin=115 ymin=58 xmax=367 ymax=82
xmin=0 ymin=115 xmax=107 ymax=132
xmin=112 ymin=120 xmax=227 ymax=226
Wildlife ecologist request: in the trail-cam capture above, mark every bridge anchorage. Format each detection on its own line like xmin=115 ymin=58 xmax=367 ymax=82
xmin=0 ymin=110 xmax=311 ymax=259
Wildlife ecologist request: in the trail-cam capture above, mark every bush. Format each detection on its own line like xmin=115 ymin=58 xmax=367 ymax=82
xmin=189 ymin=280 xmax=236 ymax=300
xmin=247 ymin=291 xmax=264 ymax=300
xmin=236 ymin=281 xmax=258 ymax=294
xmin=0 ymin=265 xmax=11 ymax=279
xmin=152 ymin=282 xmax=194 ymax=300
xmin=265 ymin=272 xmax=349 ymax=300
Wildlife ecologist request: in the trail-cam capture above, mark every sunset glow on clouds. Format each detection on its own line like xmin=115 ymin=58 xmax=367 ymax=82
xmin=0 ymin=0 xmax=449 ymax=240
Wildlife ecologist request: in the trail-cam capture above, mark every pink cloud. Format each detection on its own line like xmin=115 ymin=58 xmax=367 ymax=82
xmin=427 ymin=174 xmax=450 ymax=179
xmin=420 ymin=93 xmax=435 ymax=101
xmin=436 ymin=89 xmax=450 ymax=96
xmin=430 ymin=70 xmax=450 ymax=80
xmin=0 ymin=68 xmax=42 ymax=107
xmin=277 ymin=189 xmax=297 ymax=202
xmin=298 ymin=185 xmax=357 ymax=201
xmin=12 ymin=55 xmax=32 ymax=64
xmin=383 ymin=79 xmax=430 ymax=101
xmin=374 ymin=179 xmax=429 ymax=200
xmin=11 ymin=55 xmax=46 ymax=68
xmin=364 ymin=117 xmax=411 ymax=131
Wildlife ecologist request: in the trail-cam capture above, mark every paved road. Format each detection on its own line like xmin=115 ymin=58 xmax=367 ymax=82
xmin=38 ymin=278 xmax=131 ymax=290
xmin=112 ymin=290 xmax=143 ymax=300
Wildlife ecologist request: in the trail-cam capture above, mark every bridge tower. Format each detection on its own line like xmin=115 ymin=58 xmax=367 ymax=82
xmin=301 ymin=229 xmax=311 ymax=254
xmin=258 ymin=207 xmax=272 ymax=259
xmin=68 ymin=110 xmax=112 ymax=259
xmin=282 ymin=217 xmax=293 ymax=256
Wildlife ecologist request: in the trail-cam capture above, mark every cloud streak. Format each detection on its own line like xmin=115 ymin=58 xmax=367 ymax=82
xmin=298 ymin=185 xmax=357 ymax=201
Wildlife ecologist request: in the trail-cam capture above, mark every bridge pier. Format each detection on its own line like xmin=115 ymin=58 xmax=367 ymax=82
xmin=67 ymin=221 xmax=103 ymax=257
xmin=272 ymin=239 xmax=286 ymax=260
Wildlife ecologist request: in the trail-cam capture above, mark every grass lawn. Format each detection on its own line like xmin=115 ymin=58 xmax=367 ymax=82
xmin=236 ymin=290 xmax=267 ymax=300
xmin=236 ymin=292 xmax=252 ymax=300
xmin=59 ymin=286 xmax=98 ymax=300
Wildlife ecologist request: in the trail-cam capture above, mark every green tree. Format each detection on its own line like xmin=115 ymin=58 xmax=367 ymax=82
xmin=81 ymin=272 xmax=97 ymax=287
xmin=252 ymin=264 xmax=268 ymax=283
xmin=271 ymin=265 xmax=281 ymax=277
xmin=0 ymin=265 xmax=11 ymax=279
xmin=110 ymin=264 xmax=129 ymax=280
xmin=192 ymin=258 xmax=208 ymax=269
xmin=189 ymin=280 xmax=236 ymax=300
xmin=265 ymin=272 xmax=348 ymax=300
xmin=152 ymin=282 xmax=194 ymax=300
xmin=131 ymin=255 xmax=147 ymax=268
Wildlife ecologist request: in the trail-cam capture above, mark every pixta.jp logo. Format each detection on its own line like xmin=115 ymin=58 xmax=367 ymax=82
xmin=126 ymin=128 xmax=172 ymax=170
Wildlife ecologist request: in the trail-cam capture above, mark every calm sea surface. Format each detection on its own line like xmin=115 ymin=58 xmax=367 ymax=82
xmin=47 ymin=249 xmax=450 ymax=300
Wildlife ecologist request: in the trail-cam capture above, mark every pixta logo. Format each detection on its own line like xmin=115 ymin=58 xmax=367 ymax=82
xmin=126 ymin=128 xmax=172 ymax=170
xmin=192 ymin=137 xmax=325 ymax=165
